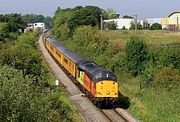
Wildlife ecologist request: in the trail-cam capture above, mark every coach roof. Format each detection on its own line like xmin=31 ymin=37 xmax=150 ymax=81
xmin=47 ymin=38 xmax=86 ymax=63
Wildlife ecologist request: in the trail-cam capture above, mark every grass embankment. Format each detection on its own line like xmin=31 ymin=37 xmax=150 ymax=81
xmin=0 ymin=32 xmax=82 ymax=121
xmin=62 ymin=28 xmax=180 ymax=122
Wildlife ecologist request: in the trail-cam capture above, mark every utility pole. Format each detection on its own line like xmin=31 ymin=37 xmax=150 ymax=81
xmin=100 ymin=15 xmax=103 ymax=31
xmin=177 ymin=16 xmax=179 ymax=31
xmin=134 ymin=15 xmax=138 ymax=35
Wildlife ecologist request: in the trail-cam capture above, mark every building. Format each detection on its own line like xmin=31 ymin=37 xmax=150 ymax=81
xmin=162 ymin=11 xmax=180 ymax=31
xmin=104 ymin=18 xmax=133 ymax=29
xmin=25 ymin=22 xmax=45 ymax=32
xmin=33 ymin=22 xmax=45 ymax=30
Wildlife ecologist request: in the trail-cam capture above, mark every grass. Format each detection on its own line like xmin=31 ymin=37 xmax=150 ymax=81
xmin=103 ymin=30 xmax=180 ymax=48
xmin=120 ymin=77 xmax=180 ymax=122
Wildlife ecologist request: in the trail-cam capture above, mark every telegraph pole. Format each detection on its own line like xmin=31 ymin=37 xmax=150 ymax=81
xmin=100 ymin=15 xmax=103 ymax=31
xmin=134 ymin=15 xmax=138 ymax=35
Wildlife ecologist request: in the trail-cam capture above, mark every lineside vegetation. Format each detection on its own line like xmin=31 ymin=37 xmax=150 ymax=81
xmin=0 ymin=15 xmax=82 ymax=121
xmin=52 ymin=6 xmax=180 ymax=122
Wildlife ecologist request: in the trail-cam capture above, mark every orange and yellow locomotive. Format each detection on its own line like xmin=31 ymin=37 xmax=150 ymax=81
xmin=44 ymin=37 xmax=119 ymax=104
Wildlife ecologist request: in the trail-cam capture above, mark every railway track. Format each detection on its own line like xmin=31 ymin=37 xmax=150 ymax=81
xmin=101 ymin=109 xmax=128 ymax=122
xmin=39 ymin=34 xmax=139 ymax=122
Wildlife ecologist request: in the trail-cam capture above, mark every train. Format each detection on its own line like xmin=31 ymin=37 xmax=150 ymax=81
xmin=42 ymin=30 xmax=119 ymax=105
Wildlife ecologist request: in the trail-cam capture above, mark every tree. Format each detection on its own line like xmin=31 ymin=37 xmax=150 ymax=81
xmin=44 ymin=16 xmax=53 ymax=28
xmin=68 ymin=6 xmax=102 ymax=32
xmin=102 ymin=8 xmax=117 ymax=19
xmin=149 ymin=23 xmax=162 ymax=30
xmin=0 ymin=22 xmax=9 ymax=42
xmin=130 ymin=21 xmax=143 ymax=30
xmin=34 ymin=15 xmax=45 ymax=22
xmin=125 ymin=36 xmax=148 ymax=76
xmin=0 ymin=65 xmax=46 ymax=121
xmin=104 ymin=21 xmax=117 ymax=30
xmin=5 ymin=14 xmax=26 ymax=32
xmin=123 ymin=15 xmax=133 ymax=19
xmin=22 ymin=14 xmax=36 ymax=23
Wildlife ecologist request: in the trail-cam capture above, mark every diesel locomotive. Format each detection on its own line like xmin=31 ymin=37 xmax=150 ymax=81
xmin=43 ymin=31 xmax=119 ymax=105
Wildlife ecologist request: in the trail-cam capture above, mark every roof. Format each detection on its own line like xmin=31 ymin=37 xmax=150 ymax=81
xmin=78 ymin=61 xmax=117 ymax=82
xmin=168 ymin=11 xmax=180 ymax=17
xmin=47 ymin=38 xmax=86 ymax=63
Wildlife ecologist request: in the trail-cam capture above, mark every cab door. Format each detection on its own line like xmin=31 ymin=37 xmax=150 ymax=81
xmin=76 ymin=69 xmax=84 ymax=85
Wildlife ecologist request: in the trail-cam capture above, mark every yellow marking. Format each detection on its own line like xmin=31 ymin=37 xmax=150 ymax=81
xmin=96 ymin=80 xmax=118 ymax=98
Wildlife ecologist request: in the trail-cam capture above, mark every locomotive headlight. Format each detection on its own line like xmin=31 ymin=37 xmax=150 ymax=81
xmin=106 ymin=91 xmax=110 ymax=95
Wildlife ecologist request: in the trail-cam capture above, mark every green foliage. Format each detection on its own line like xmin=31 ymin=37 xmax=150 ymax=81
xmin=59 ymin=23 xmax=70 ymax=41
xmin=155 ymin=46 xmax=180 ymax=70
xmin=153 ymin=65 xmax=180 ymax=93
xmin=102 ymin=8 xmax=117 ymax=19
xmin=0 ymin=33 xmax=46 ymax=81
xmin=52 ymin=6 xmax=103 ymax=39
xmin=125 ymin=36 xmax=148 ymax=75
xmin=149 ymin=23 xmax=162 ymax=30
xmin=0 ymin=32 xmax=81 ymax=122
xmin=130 ymin=21 xmax=143 ymax=30
xmin=22 ymin=14 xmax=52 ymax=27
xmin=68 ymin=6 xmax=102 ymax=32
xmin=104 ymin=21 xmax=117 ymax=30
xmin=0 ymin=65 xmax=46 ymax=121
xmin=0 ymin=22 xmax=9 ymax=42
xmin=123 ymin=15 xmax=133 ymax=19
xmin=2 ymin=13 xmax=25 ymax=32
xmin=52 ymin=8 xmax=72 ymax=39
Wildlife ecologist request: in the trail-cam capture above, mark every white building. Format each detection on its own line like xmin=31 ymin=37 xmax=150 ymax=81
xmin=104 ymin=19 xmax=133 ymax=29
xmin=33 ymin=22 xmax=45 ymax=30
xmin=104 ymin=18 xmax=143 ymax=30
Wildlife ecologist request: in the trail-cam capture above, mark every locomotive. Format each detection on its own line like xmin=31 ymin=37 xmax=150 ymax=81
xmin=43 ymin=31 xmax=119 ymax=105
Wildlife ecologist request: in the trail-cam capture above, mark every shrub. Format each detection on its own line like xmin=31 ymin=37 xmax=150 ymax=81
xmin=155 ymin=46 xmax=180 ymax=70
xmin=153 ymin=65 xmax=180 ymax=93
xmin=125 ymin=36 xmax=148 ymax=76
xmin=104 ymin=21 xmax=117 ymax=30
xmin=0 ymin=65 xmax=46 ymax=121
xmin=149 ymin=23 xmax=162 ymax=30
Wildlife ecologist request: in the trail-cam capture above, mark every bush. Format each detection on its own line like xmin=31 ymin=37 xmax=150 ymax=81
xmin=0 ymin=65 xmax=46 ymax=121
xmin=104 ymin=21 xmax=117 ymax=30
xmin=125 ymin=36 xmax=148 ymax=76
xmin=153 ymin=65 xmax=180 ymax=93
xmin=155 ymin=46 xmax=180 ymax=70
xmin=149 ymin=23 xmax=162 ymax=30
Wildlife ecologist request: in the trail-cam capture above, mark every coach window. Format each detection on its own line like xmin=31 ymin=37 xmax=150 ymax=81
xmin=64 ymin=58 xmax=68 ymax=64
xmin=56 ymin=51 xmax=61 ymax=58
xmin=50 ymin=46 xmax=53 ymax=50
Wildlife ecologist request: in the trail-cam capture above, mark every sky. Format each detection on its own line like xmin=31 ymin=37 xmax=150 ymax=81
xmin=0 ymin=0 xmax=180 ymax=18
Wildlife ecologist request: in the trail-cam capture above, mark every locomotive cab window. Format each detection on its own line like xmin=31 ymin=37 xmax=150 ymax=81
xmin=94 ymin=71 xmax=116 ymax=81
